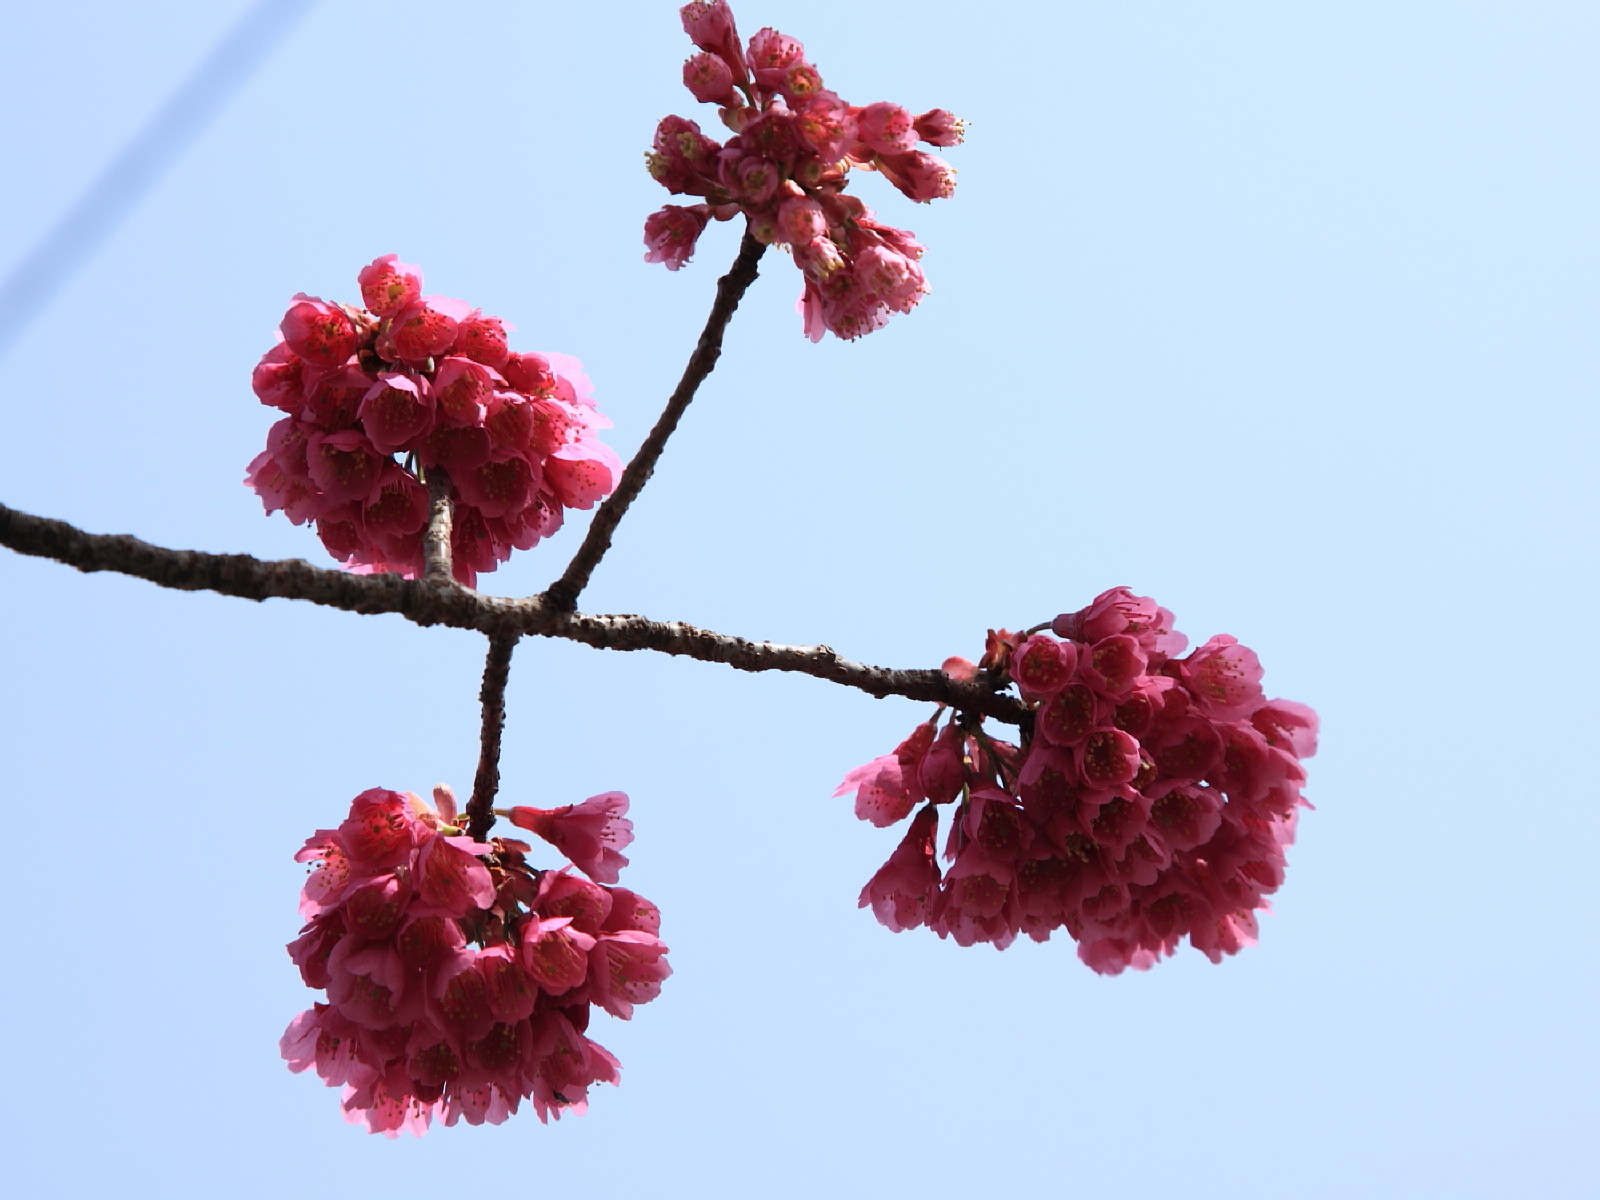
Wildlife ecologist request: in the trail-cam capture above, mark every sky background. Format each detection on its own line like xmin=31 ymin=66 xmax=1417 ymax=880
xmin=2 ymin=1 xmax=1596 ymax=1196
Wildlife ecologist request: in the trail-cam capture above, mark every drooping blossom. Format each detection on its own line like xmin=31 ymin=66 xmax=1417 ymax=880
xmin=501 ymin=792 xmax=634 ymax=885
xmin=247 ymin=256 xmax=622 ymax=588
xmin=282 ymin=785 xmax=668 ymax=1135
xmin=834 ymin=588 xmax=1318 ymax=974
xmin=644 ymin=2 xmax=964 ymax=340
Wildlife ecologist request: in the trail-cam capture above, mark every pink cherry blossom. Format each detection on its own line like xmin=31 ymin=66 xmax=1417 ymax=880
xmin=858 ymin=804 xmax=942 ymax=931
xmin=357 ymin=254 xmax=423 ymax=317
xmin=247 ymin=258 xmax=622 ymax=587
xmin=284 ymin=785 xmax=670 ymax=1134
xmin=646 ymin=3 xmax=962 ymax=339
xmin=281 ymin=295 xmax=358 ymax=367
xmin=504 ymin=792 xmax=634 ymax=885
xmin=837 ymin=591 xmax=1317 ymax=972
xmin=644 ymin=204 xmax=713 ymax=270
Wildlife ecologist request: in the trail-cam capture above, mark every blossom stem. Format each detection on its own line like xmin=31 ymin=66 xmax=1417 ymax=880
xmin=541 ymin=231 xmax=767 ymax=613
xmin=466 ymin=634 xmax=517 ymax=841
xmin=971 ymin=722 xmax=1018 ymax=787
xmin=422 ymin=467 xmax=454 ymax=585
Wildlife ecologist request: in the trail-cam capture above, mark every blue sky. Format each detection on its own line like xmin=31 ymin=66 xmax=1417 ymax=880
xmin=2 ymin=2 xmax=1596 ymax=1197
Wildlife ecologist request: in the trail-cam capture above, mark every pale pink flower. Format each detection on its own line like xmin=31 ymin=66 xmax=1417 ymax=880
xmin=589 ymin=930 xmax=672 ymax=1020
xmin=1179 ymin=635 xmax=1265 ymax=720
xmin=855 ymin=102 xmax=918 ymax=155
xmin=647 ymin=5 xmax=960 ymax=339
xmin=859 ymin=804 xmax=942 ymax=932
xmin=833 ymin=720 xmax=936 ymax=826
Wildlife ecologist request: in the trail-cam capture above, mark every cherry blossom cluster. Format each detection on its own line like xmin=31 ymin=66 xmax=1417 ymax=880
xmin=246 ymin=255 xmax=621 ymax=588
xmin=281 ymin=786 xmax=668 ymax=1136
xmin=836 ymin=588 xmax=1318 ymax=974
xmin=644 ymin=1 xmax=963 ymax=340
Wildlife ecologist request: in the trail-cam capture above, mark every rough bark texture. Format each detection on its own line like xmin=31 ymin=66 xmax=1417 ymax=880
xmin=0 ymin=499 xmax=1026 ymax=724
xmin=467 ymin=635 xmax=518 ymax=841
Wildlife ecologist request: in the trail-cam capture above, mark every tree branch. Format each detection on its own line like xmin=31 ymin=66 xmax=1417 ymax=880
xmin=542 ymin=232 xmax=767 ymax=613
xmin=0 ymin=500 xmax=1026 ymax=723
xmin=466 ymin=635 xmax=517 ymax=841
xmin=422 ymin=467 xmax=454 ymax=585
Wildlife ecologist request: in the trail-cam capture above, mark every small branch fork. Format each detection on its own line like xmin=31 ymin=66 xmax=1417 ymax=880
xmin=0 ymin=236 xmax=1024 ymax=836
xmin=0 ymin=500 xmax=1025 ymax=724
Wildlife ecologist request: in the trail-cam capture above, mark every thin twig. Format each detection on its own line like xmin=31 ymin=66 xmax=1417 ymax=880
xmin=542 ymin=232 xmax=767 ymax=613
xmin=0 ymin=500 xmax=1026 ymax=723
xmin=422 ymin=467 xmax=454 ymax=585
xmin=466 ymin=635 xmax=517 ymax=841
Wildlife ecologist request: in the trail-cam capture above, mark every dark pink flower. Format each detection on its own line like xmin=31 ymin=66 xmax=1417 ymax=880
xmin=357 ymin=254 xmax=423 ymax=317
xmin=281 ymin=295 xmax=358 ymax=367
xmin=253 ymin=343 xmax=306 ymax=412
xmin=831 ymin=589 xmax=1317 ymax=970
xmin=876 ymin=150 xmax=957 ymax=203
xmin=644 ymin=204 xmax=713 ymax=270
xmin=415 ymin=834 xmax=495 ymax=915
xmin=383 ymin=296 xmax=469 ymax=364
xmin=913 ymin=108 xmax=965 ymax=147
xmin=1011 ymin=634 xmax=1077 ymax=699
xmin=1054 ymin=587 xmax=1187 ymax=658
xmin=301 ymin=364 xmax=372 ymax=430
xmin=249 ymin=260 xmax=620 ymax=585
xmin=545 ymin=441 xmax=621 ymax=510
xmin=453 ymin=312 xmax=511 ymax=369
xmin=917 ymin=723 xmax=966 ymax=804
xmin=285 ymin=786 xmax=670 ymax=1133
xmin=680 ymin=0 xmax=745 ymax=78
xmin=337 ymin=788 xmax=419 ymax=872
xmin=505 ymin=792 xmax=634 ymax=885
xmin=521 ymin=916 xmax=595 ymax=995
xmin=456 ymin=454 xmax=538 ymax=520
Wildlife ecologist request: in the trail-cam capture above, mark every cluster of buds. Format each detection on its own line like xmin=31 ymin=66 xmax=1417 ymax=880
xmin=836 ymin=588 xmax=1318 ymax=974
xmin=246 ymin=255 xmax=621 ymax=588
xmin=281 ymin=786 xmax=668 ymax=1136
xmin=644 ymin=1 xmax=963 ymax=340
